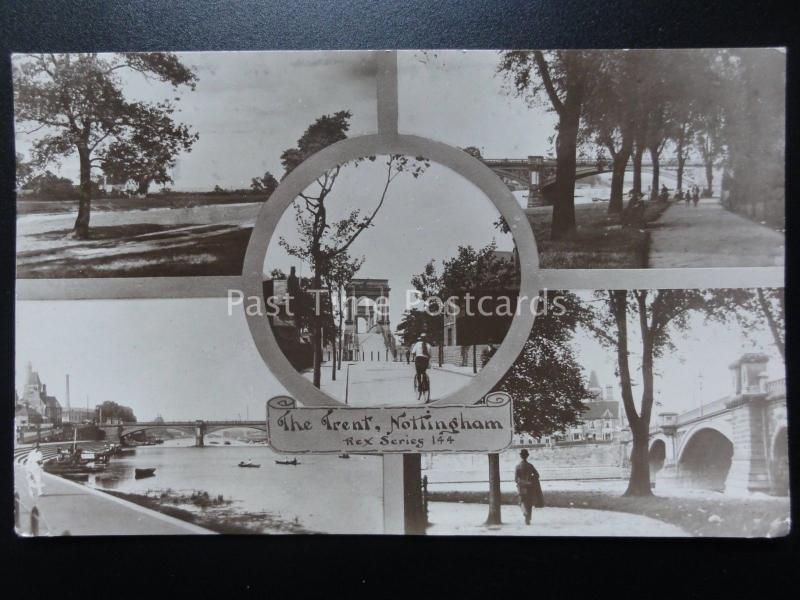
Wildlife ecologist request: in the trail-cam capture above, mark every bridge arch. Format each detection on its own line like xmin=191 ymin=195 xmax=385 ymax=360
xmin=117 ymin=423 xmax=268 ymax=440
xmin=677 ymin=426 xmax=734 ymax=492
xmin=648 ymin=438 xmax=667 ymax=477
xmin=769 ymin=426 xmax=789 ymax=496
xmin=119 ymin=424 xmax=194 ymax=439
xmin=205 ymin=424 xmax=268 ymax=435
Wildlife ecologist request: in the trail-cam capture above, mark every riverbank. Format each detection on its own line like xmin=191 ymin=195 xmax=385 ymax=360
xmin=14 ymin=470 xmax=212 ymax=536
xmin=427 ymin=489 xmax=791 ymax=537
xmin=102 ymin=488 xmax=311 ymax=535
xmin=526 ymin=201 xmax=669 ymax=268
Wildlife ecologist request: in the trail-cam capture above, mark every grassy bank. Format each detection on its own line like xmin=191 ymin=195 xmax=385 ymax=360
xmin=527 ymin=201 xmax=670 ymax=268
xmin=17 ymin=226 xmax=251 ymax=278
xmin=428 ymin=489 xmax=790 ymax=537
xmin=103 ymin=488 xmax=311 ymax=535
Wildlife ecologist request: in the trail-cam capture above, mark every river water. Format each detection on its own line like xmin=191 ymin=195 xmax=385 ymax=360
xmin=89 ymin=440 xmax=384 ymax=534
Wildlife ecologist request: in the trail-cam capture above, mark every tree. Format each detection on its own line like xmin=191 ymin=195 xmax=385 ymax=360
xmin=718 ymin=288 xmax=785 ymax=361
xmin=715 ymin=49 xmax=784 ymax=224
xmin=15 ymin=153 xmax=34 ymax=188
xmin=102 ymin=103 xmax=197 ymax=196
xmin=586 ymin=290 xmax=726 ymax=496
xmin=494 ymin=292 xmax=591 ymax=434
xmin=13 ymin=53 xmax=198 ymax=238
xmin=323 ymin=252 xmax=364 ymax=379
xmin=21 ymin=170 xmax=75 ymax=199
xmin=499 ymin=51 xmax=602 ymax=238
xmin=407 ymin=243 xmax=518 ymax=352
xmin=251 ymin=171 xmax=279 ymax=196
xmin=279 ymin=111 xmax=428 ymax=387
xmin=96 ymin=400 xmax=136 ymax=423
xmin=579 ymin=51 xmax=637 ymax=213
xmin=694 ymin=109 xmax=724 ymax=197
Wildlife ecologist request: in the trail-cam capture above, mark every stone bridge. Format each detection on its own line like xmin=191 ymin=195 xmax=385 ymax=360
xmin=625 ymin=354 xmax=788 ymax=495
xmin=99 ymin=420 xmax=267 ymax=447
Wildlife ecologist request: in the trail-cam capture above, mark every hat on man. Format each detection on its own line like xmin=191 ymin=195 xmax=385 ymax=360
xmin=519 ymin=448 xmax=529 ymax=458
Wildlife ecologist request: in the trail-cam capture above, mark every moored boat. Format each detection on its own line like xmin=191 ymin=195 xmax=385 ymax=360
xmin=238 ymin=461 xmax=260 ymax=468
xmin=134 ymin=467 xmax=156 ymax=479
xmin=275 ymin=458 xmax=299 ymax=466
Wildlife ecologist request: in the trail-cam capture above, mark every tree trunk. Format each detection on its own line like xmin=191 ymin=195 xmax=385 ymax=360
xmin=312 ymin=271 xmax=323 ymax=388
xmin=676 ymin=130 xmax=686 ymax=193
xmin=608 ymin=149 xmax=630 ymax=214
xmin=550 ymin=112 xmax=580 ymax=240
xmin=624 ymin=427 xmax=653 ymax=496
xmin=137 ymin=178 xmax=151 ymax=196
xmin=330 ymin=330 xmax=336 ymax=381
xmin=632 ymin=144 xmax=644 ymax=201
xmin=704 ymin=160 xmax=714 ymax=197
xmin=72 ymin=146 xmax=92 ymax=239
xmin=485 ymin=453 xmax=502 ymax=525
xmin=336 ymin=288 xmax=345 ymax=369
xmin=649 ymin=144 xmax=660 ymax=201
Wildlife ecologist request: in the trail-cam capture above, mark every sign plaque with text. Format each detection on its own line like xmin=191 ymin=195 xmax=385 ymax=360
xmin=266 ymin=393 xmax=514 ymax=454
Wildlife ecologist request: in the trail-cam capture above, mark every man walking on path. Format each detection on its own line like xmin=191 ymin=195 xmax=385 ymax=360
xmin=515 ymin=449 xmax=544 ymax=525
xmin=26 ymin=443 xmax=45 ymax=497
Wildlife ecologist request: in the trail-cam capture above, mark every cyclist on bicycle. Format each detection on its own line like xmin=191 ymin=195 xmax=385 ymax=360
xmin=410 ymin=333 xmax=431 ymax=388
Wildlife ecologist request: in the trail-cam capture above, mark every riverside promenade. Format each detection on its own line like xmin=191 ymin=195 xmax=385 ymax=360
xmin=14 ymin=444 xmax=212 ymax=536
xmin=648 ymin=198 xmax=785 ymax=268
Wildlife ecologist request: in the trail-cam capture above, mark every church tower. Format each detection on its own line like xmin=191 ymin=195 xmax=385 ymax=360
xmin=587 ymin=370 xmax=602 ymax=401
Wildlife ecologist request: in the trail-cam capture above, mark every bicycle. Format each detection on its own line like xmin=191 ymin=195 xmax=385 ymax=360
xmin=414 ymin=369 xmax=431 ymax=403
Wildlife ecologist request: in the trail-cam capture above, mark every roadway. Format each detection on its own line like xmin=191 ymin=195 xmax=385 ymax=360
xmin=308 ymin=360 xmax=476 ymax=406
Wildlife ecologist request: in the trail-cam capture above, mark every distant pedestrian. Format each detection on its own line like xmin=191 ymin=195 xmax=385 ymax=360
xmin=405 ymin=347 xmax=411 ymax=364
xmin=515 ymin=448 xmax=544 ymax=525
xmin=693 ymin=186 xmax=700 ymax=206
xmin=26 ymin=443 xmax=45 ymax=498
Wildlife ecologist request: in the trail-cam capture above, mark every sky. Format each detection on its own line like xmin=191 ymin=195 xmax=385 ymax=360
xmin=14 ymin=50 xmax=557 ymax=190
xmin=264 ymin=158 xmax=515 ymax=328
xmin=15 ymin=293 xmax=784 ymax=422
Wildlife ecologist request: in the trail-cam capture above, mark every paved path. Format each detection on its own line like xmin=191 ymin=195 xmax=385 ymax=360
xmin=426 ymin=502 xmax=687 ymax=537
xmin=14 ymin=445 xmax=212 ymax=536
xmin=307 ymin=360 xmax=475 ymax=406
xmin=648 ymin=198 xmax=784 ymax=268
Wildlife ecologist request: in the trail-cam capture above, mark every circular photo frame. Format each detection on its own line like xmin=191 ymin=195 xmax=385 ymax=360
xmin=241 ymin=133 xmax=540 ymax=407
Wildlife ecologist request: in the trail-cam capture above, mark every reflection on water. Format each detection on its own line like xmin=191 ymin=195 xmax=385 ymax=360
xmin=90 ymin=439 xmax=384 ymax=534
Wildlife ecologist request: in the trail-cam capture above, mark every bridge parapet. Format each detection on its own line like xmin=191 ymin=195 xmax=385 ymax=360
xmin=766 ymin=377 xmax=786 ymax=396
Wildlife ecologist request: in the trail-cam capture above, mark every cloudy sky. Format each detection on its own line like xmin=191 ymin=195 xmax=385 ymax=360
xmin=14 ymin=50 xmax=557 ymax=190
xmin=16 ymin=293 xmax=784 ymax=422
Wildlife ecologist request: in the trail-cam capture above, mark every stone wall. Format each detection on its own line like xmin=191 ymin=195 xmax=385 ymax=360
xmin=422 ymin=442 xmax=626 ymax=482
